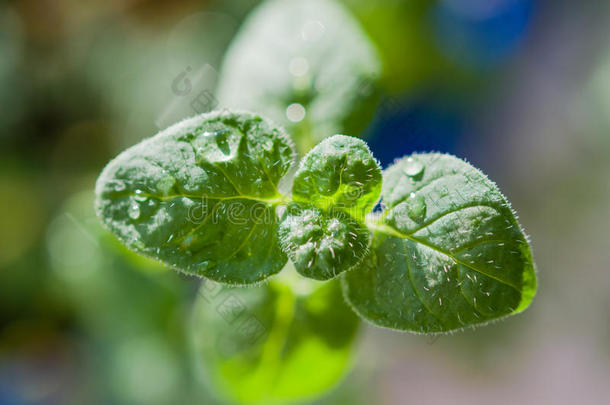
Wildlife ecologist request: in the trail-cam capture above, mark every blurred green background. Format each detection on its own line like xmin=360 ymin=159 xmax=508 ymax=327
xmin=1 ymin=0 xmax=610 ymax=404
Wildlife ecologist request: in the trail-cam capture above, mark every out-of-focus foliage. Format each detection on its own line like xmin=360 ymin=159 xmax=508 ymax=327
xmin=573 ymin=52 xmax=610 ymax=154
xmin=191 ymin=269 xmax=359 ymax=404
xmin=44 ymin=191 xmax=205 ymax=404
xmin=0 ymin=173 xmax=46 ymax=267
xmin=343 ymin=0 xmax=533 ymax=92
xmin=217 ymin=0 xmax=381 ymax=153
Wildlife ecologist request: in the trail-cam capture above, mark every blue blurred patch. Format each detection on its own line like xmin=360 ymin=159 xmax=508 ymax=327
xmin=365 ymin=95 xmax=464 ymax=168
xmin=432 ymin=0 xmax=535 ymax=68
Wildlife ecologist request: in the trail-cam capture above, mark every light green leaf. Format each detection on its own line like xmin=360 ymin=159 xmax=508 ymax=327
xmin=217 ymin=0 xmax=381 ymax=152
xmin=278 ymin=203 xmax=370 ymax=280
xmin=95 ymin=110 xmax=295 ymax=285
xmin=292 ymin=135 xmax=382 ymax=217
xmin=190 ymin=268 xmax=359 ymax=405
xmin=280 ymin=135 xmax=381 ymax=279
xmin=343 ymin=153 xmax=537 ymax=333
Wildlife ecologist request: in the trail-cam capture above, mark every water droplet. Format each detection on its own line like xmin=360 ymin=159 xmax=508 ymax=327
xmin=128 ymin=200 xmax=140 ymax=219
xmin=406 ymin=193 xmax=426 ymax=222
xmin=202 ymin=129 xmax=228 ymax=138
xmin=403 ymin=157 xmax=424 ymax=177
xmin=157 ymin=174 xmax=175 ymax=195
xmin=286 ymin=103 xmax=306 ymax=122
xmin=289 ymin=57 xmax=309 ymax=76
xmin=197 ymin=260 xmax=214 ymax=270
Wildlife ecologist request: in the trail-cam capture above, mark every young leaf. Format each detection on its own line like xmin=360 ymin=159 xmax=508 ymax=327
xmin=343 ymin=153 xmax=537 ymax=333
xmin=217 ymin=0 xmax=381 ymax=152
xmin=190 ymin=270 xmax=359 ymax=405
xmin=95 ymin=111 xmax=295 ymax=285
xmin=280 ymin=135 xmax=381 ymax=280
xmin=292 ymin=135 xmax=382 ymax=217
xmin=278 ymin=203 xmax=370 ymax=281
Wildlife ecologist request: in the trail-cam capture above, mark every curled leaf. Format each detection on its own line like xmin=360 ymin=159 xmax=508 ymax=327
xmin=279 ymin=203 xmax=370 ymax=280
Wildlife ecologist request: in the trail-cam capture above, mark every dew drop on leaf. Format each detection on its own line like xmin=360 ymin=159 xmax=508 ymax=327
xmin=403 ymin=157 xmax=424 ymax=177
xmin=128 ymin=200 xmax=141 ymax=220
xmin=157 ymin=174 xmax=175 ymax=195
xmin=406 ymin=193 xmax=426 ymax=222
xmin=202 ymin=129 xmax=226 ymax=138
xmin=197 ymin=260 xmax=215 ymax=271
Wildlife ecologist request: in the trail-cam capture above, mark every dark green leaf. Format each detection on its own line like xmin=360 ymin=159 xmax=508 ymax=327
xmin=343 ymin=153 xmax=537 ymax=333
xmin=95 ymin=110 xmax=295 ymax=284
xmin=217 ymin=0 xmax=381 ymax=152
xmin=190 ymin=267 xmax=359 ymax=405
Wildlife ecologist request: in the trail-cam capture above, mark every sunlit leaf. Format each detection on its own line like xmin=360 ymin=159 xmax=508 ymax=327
xmin=95 ymin=110 xmax=295 ymax=284
xmin=190 ymin=268 xmax=359 ymax=405
xmin=343 ymin=153 xmax=537 ymax=333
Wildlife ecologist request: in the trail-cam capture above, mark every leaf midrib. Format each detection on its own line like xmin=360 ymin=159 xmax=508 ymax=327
xmin=116 ymin=190 xmax=288 ymax=205
xmin=365 ymin=218 xmax=520 ymax=292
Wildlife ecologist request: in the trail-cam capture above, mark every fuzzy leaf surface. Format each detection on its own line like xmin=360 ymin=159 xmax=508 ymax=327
xmin=280 ymin=135 xmax=381 ymax=279
xmin=95 ymin=111 xmax=294 ymax=284
xmin=278 ymin=203 xmax=370 ymax=281
xmin=343 ymin=153 xmax=537 ymax=333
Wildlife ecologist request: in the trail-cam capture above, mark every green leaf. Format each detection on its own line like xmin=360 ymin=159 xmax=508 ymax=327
xmin=292 ymin=135 xmax=382 ymax=217
xmin=95 ymin=110 xmax=295 ymax=285
xmin=190 ymin=267 xmax=359 ymax=405
xmin=280 ymin=135 xmax=381 ymax=279
xmin=278 ymin=203 xmax=370 ymax=281
xmin=217 ymin=0 xmax=381 ymax=152
xmin=343 ymin=153 xmax=537 ymax=333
